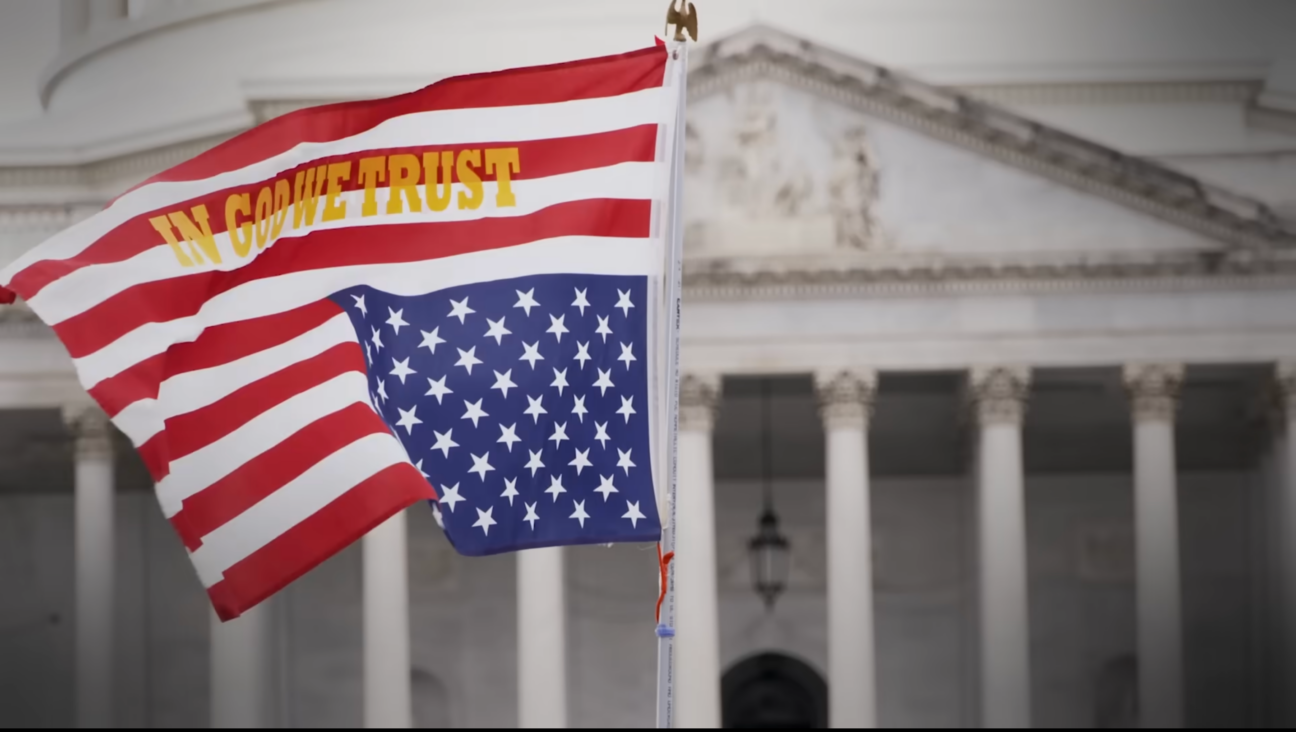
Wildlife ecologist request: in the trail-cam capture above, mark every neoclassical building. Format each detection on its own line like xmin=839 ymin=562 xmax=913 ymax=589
xmin=1 ymin=1 xmax=1295 ymax=729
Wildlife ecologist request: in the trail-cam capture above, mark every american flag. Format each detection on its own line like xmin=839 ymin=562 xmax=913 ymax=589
xmin=338 ymin=274 xmax=661 ymax=555
xmin=0 ymin=46 xmax=682 ymax=620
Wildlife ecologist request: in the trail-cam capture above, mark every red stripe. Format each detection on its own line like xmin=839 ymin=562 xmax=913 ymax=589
xmin=164 ymin=299 xmax=342 ymax=378
xmin=137 ymin=432 xmax=169 ymax=483
xmin=56 ymin=197 xmax=650 ymax=359
xmin=206 ymin=462 xmax=435 ymax=621
xmin=135 ymin=47 xmax=663 ymax=190
xmin=173 ymin=402 xmax=395 ymax=550
xmin=164 ymin=342 xmax=365 ymax=462
xmin=89 ymin=353 xmax=165 ymax=417
xmin=11 ymin=126 xmax=658 ymax=297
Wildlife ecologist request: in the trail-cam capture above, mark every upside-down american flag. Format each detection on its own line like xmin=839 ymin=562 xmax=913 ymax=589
xmin=0 ymin=45 xmax=687 ymax=621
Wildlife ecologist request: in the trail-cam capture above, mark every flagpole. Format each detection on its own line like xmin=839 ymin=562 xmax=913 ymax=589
xmin=656 ymin=3 xmax=694 ymax=726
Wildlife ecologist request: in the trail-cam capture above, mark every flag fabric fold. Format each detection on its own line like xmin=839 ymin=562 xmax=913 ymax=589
xmin=1 ymin=45 xmax=681 ymax=621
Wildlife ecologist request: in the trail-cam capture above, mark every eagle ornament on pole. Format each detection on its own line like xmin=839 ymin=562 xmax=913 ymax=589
xmin=666 ymin=0 xmax=699 ymax=43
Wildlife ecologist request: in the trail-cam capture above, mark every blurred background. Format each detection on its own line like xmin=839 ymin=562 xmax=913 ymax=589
xmin=3 ymin=0 xmax=1296 ymax=728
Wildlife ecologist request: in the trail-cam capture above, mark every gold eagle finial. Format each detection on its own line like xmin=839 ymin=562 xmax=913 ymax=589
xmin=665 ymin=0 xmax=699 ymax=42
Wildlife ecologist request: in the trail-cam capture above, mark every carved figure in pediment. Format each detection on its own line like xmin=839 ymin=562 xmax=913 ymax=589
xmin=828 ymin=126 xmax=881 ymax=249
xmin=715 ymin=85 xmax=814 ymax=218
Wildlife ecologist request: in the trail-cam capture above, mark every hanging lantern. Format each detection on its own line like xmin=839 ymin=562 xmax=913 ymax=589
xmin=749 ymin=507 xmax=790 ymax=610
xmin=747 ymin=377 xmax=791 ymax=611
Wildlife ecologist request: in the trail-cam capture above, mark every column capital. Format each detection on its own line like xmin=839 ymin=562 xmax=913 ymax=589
xmin=1123 ymin=363 xmax=1185 ymax=422
xmin=968 ymin=366 xmax=1032 ymax=426
xmin=814 ymin=368 xmax=877 ymax=429
xmin=679 ymin=373 xmax=721 ymax=432
xmin=63 ymin=404 xmax=113 ymax=460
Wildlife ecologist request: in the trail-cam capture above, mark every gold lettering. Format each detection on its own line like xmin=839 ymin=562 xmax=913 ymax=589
xmin=167 ymin=205 xmax=222 ymax=265
xmin=358 ymin=156 xmax=386 ymax=217
xmin=292 ymin=165 xmax=328 ymax=228
xmin=270 ymin=179 xmax=291 ymax=240
xmin=456 ymin=149 xmax=483 ymax=210
xmin=423 ymin=151 xmax=454 ymax=212
xmin=386 ymin=154 xmax=423 ymax=215
xmin=322 ymin=161 xmax=351 ymax=222
xmin=225 ymin=193 xmax=254 ymax=258
xmin=485 ymin=147 xmax=521 ymax=208
xmin=150 ymin=215 xmax=194 ymax=267
xmin=253 ymin=186 xmax=274 ymax=250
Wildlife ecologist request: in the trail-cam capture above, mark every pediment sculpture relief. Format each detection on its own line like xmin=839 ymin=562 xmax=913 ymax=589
xmin=684 ymin=83 xmax=885 ymax=258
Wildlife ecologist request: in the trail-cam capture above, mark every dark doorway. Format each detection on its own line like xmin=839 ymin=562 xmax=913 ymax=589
xmin=721 ymin=652 xmax=828 ymax=728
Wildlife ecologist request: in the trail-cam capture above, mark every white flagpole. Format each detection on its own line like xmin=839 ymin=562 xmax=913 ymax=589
xmin=655 ymin=33 xmax=690 ymax=731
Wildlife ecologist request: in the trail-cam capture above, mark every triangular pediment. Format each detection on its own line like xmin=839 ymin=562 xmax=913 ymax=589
xmin=682 ymin=25 xmax=1296 ymax=263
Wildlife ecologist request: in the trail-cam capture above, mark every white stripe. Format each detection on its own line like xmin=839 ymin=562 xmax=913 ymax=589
xmin=30 ymin=162 xmax=656 ymax=325
xmin=74 ymin=235 xmax=661 ymax=391
xmin=190 ymin=431 xmax=408 ymax=587
xmin=111 ymin=314 xmax=356 ymax=444
xmin=156 ymin=371 xmax=370 ymax=517
xmin=1 ymin=86 xmax=671 ymax=283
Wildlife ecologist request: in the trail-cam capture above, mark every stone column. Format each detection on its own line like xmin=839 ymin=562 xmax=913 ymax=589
xmin=210 ymin=600 xmax=276 ymax=728
xmin=968 ymin=367 xmax=1033 ymax=729
xmin=1123 ymin=363 xmax=1186 ymax=730
xmin=814 ymin=369 xmax=879 ymax=729
xmin=675 ymin=373 xmax=722 ymax=729
xmin=363 ymin=510 xmax=412 ymax=728
xmin=64 ymin=404 xmax=116 ymax=730
xmin=517 ymin=547 xmax=568 ymax=728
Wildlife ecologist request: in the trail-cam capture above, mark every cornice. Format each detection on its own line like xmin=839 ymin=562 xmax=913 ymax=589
xmin=955 ymin=80 xmax=1262 ymax=106
xmin=688 ymin=27 xmax=1296 ymax=252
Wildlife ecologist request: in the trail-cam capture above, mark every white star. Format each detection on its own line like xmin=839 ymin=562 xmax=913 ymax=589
xmin=390 ymin=357 xmax=416 ymax=385
xmin=431 ymin=429 xmax=458 ymax=458
xmin=447 ymin=297 xmax=475 ymax=324
xmin=574 ymin=341 xmax=592 ymax=369
xmin=593 ymin=368 xmax=616 ymax=396
xmin=548 ymin=422 xmax=569 ymax=448
xmin=617 ymin=448 xmax=636 ymax=475
xmin=395 ymin=405 xmax=423 ymax=435
xmin=623 ymin=501 xmax=647 ymax=528
xmin=386 ymin=307 xmax=409 ymax=335
xmin=439 ymin=483 xmax=464 ymax=513
xmin=595 ymin=474 xmax=619 ymax=502
xmin=419 ymin=328 xmax=446 ymax=354
xmin=525 ymin=449 xmax=546 ymax=477
xmin=468 ymin=452 xmax=495 ymax=481
xmin=547 ymin=314 xmax=569 ymax=342
xmin=351 ymin=293 xmax=368 ymax=316
xmin=497 ymin=423 xmax=521 ymax=452
xmin=570 ymin=499 xmax=590 ymax=528
xmin=514 ymin=288 xmax=540 ymax=316
xmin=523 ymin=502 xmax=540 ymax=530
xmin=425 ymin=375 xmax=452 ymax=404
xmin=571 ymin=394 xmax=588 ymax=423
xmin=491 ymin=369 xmax=518 ymax=398
xmin=501 ymin=477 xmax=520 ymax=506
xmin=376 ymin=379 xmax=389 ymax=404
xmin=545 ymin=475 xmax=568 ymax=503
xmin=617 ymin=395 xmax=636 ymax=423
xmin=519 ymin=341 xmax=545 ymax=370
xmin=365 ymin=341 xmax=372 ymax=365
xmin=414 ymin=460 xmax=429 ymax=479
xmin=595 ymin=315 xmax=613 ymax=343
xmin=524 ymin=395 xmax=547 ymax=423
xmin=371 ymin=326 xmax=384 ymax=352
xmin=461 ymin=399 xmax=489 ymax=428
xmin=594 ymin=421 xmax=611 ymax=449
xmin=551 ymin=368 xmax=570 ymax=396
xmin=572 ymin=288 xmax=591 ymax=315
xmin=431 ymin=502 xmax=444 ymax=529
xmin=618 ymin=342 xmax=636 ymax=369
xmin=615 ymin=289 xmax=635 ymax=318
xmin=569 ymin=448 xmax=593 ymax=476
xmin=472 ymin=506 xmax=497 ymax=536
xmin=455 ymin=347 xmax=483 ymax=375
xmin=484 ymin=317 xmax=512 ymax=345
